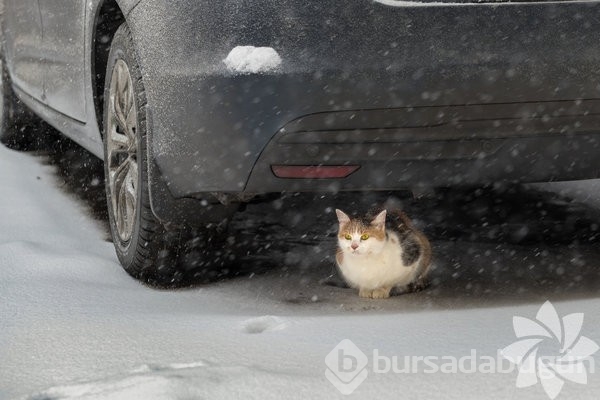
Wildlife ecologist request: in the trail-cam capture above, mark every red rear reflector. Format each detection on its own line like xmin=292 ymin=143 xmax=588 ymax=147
xmin=271 ymin=165 xmax=360 ymax=179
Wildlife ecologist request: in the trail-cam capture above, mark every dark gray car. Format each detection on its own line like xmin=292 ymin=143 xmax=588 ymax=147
xmin=1 ymin=0 xmax=599 ymax=285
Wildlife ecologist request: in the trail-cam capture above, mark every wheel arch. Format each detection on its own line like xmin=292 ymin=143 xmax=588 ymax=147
xmin=90 ymin=0 xmax=127 ymax=139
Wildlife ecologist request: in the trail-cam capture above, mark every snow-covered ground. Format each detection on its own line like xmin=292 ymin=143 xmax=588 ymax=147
xmin=2 ymin=140 xmax=600 ymax=400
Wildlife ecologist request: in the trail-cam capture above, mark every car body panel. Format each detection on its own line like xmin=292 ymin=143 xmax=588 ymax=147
xmin=3 ymin=0 xmax=600 ymax=225
xmin=1 ymin=0 xmax=144 ymax=157
xmin=127 ymin=0 xmax=600 ymax=203
xmin=3 ymin=0 xmax=45 ymax=102
xmin=39 ymin=1 xmax=88 ymax=122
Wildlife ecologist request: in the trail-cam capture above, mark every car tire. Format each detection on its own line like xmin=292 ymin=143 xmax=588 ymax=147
xmin=0 ymin=53 xmax=41 ymax=149
xmin=103 ymin=24 xmax=230 ymax=287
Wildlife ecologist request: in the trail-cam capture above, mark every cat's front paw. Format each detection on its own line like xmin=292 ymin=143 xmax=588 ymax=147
xmin=358 ymin=287 xmax=391 ymax=299
xmin=371 ymin=287 xmax=391 ymax=299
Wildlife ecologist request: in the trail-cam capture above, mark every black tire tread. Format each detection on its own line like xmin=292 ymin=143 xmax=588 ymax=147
xmin=103 ymin=24 xmax=182 ymax=287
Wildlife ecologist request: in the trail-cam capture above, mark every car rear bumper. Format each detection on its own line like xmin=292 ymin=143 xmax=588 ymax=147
xmin=246 ymin=99 xmax=600 ymax=192
xmin=128 ymin=0 xmax=600 ymax=221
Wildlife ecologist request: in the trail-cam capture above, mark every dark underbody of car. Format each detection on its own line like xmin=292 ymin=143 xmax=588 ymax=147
xmin=1 ymin=0 xmax=599 ymax=284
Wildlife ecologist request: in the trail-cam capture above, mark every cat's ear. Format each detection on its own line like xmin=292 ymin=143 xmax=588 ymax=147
xmin=371 ymin=210 xmax=387 ymax=230
xmin=335 ymin=209 xmax=351 ymax=225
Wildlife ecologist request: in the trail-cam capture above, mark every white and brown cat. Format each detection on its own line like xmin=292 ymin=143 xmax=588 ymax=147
xmin=335 ymin=208 xmax=432 ymax=299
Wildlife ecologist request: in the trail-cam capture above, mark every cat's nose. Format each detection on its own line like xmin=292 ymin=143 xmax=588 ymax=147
xmin=351 ymin=243 xmax=359 ymax=250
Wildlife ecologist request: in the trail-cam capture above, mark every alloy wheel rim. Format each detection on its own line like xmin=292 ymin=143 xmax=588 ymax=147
xmin=107 ymin=59 xmax=138 ymax=242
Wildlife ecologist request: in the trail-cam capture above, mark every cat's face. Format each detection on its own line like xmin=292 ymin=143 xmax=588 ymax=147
xmin=336 ymin=209 xmax=387 ymax=256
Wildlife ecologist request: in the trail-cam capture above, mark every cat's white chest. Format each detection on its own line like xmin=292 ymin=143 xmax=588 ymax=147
xmin=338 ymin=233 xmax=416 ymax=290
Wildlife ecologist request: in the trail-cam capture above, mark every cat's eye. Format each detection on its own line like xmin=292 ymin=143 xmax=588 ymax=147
xmin=360 ymin=234 xmax=370 ymax=241
xmin=344 ymin=234 xmax=352 ymax=240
